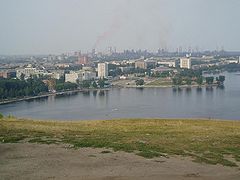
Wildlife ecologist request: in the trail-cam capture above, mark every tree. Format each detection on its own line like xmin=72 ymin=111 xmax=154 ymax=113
xmin=186 ymin=78 xmax=192 ymax=86
xmin=92 ymin=81 xmax=98 ymax=89
xmin=219 ymin=75 xmax=225 ymax=83
xmin=135 ymin=79 xmax=144 ymax=86
xmin=82 ymin=80 xmax=91 ymax=89
xmin=196 ymin=76 xmax=203 ymax=86
xmin=98 ymin=79 xmax=105 ymax=88
xmin=216 ymin=75 xmax=225 ymax=86
xmin=172 ymin=77 xmax=182 ymax=86
xmin=206 ymin=77 xmax=214 ymax=85
xmin=0 ymin=78 xmax=48 ymax=100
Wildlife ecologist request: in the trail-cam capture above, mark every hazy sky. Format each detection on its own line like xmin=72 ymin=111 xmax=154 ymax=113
xmin=0 ymin=0 xmax=240 ymax=55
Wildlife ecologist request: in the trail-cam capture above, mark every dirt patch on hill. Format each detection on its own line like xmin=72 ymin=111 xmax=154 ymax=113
xmin=0 ymin=143 xmax=239 ymax=180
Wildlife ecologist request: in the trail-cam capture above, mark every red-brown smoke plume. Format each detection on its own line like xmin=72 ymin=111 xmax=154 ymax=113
xmin=93 ymin=14 xmax=122 ymax=50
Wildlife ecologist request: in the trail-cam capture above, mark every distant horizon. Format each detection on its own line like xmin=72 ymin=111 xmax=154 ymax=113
xmin=1 ymin=49 xmax=240 ymax=57
xmin=1 ymin=0 xmax=240 ymax=55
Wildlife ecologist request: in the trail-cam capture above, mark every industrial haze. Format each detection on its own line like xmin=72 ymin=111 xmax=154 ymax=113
xmin=0 ymin=0 xmax=240 ymax=55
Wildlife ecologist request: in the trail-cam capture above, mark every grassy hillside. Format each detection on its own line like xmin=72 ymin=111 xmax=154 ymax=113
xmin=0 ymin=118 xmax=240 ymax=167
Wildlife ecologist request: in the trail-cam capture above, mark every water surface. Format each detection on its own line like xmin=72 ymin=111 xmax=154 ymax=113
xmin=1 ymin=72 xmax=239 ymax=120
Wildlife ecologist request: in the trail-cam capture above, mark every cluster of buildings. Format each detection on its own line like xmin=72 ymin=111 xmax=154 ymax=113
xmin=1 ymin=50 xmax=240 ymax=85
xmin=65 ymin=63 xmax=108 ymax=83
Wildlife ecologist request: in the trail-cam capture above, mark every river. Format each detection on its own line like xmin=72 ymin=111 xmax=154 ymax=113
xmin=0 ymin=72 xmax=240 ymax=120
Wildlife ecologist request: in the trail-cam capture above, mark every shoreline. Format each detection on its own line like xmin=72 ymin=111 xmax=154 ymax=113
xmin=0 ymin=84 xmax=220 ymax=105
xmin=0 ymin=88 xmax=110 ymax=105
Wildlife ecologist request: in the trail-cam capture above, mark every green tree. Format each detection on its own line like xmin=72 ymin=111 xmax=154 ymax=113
xmin=196 ymin=76 xmax=203 ymax=86
xmin=219 ymin=75 xmax=225 ymax=83
xmin=172 ymin=77 xmax=182 ymax=86
xmin=98 ymin=79 xmax=105 ymax=88
xmin=82 ymin=80 xmax=91 ymax=89
xmin=216 ymin=75 xmax=225 ymax=86
xmin=92 ymin=81 xmax=98 ymax=89
xmin=186 ymin=78 xmax=192 ymax=86
xmin=135 ymin=79 xmax=144 ymax=86
xmin=206 ymin=77 xmax=214 ymax=85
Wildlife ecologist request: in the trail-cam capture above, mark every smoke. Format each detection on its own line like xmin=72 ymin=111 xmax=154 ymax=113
xmin=92 ymin=0 xmax=170 ymax=51
xmin=93 ymin=14 xmax=122 ymax=50
xmin=92 ymin=0 xmax=128 ymax=50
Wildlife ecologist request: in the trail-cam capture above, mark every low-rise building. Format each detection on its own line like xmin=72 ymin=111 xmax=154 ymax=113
xmin=79 ymin=71 xmax=96 ymax=81
xmin=119 ymin=66 xmax=133 ymax=73
xmin=180 ymin=57 xmax=191 ymax=69
xmin=145 ymin=60 xmax=156 ymax=69
xmin=151 ymin=67 xmax=173 ymax=74
xmin=65 ymin=70 xmax=97 ymax=83
xmin=16 ymin=67 xmax=39 ymax=79
xmin=158 ymin=61 xmax=176 ymax=68
xmin=65 ymin=72 xmax=79 ymax=83
xmin=135 ymin=61 xmax=147 ymax=69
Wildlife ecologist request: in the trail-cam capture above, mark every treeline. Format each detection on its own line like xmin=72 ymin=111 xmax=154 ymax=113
xmin=172 ymin=69 xmax=225 ymax=86
xmin=55 ymin=82 xmax=78 ymax=91
xmin=172 ymin=69 xmax=203 ymax=86
xmin=0 ymin=78 xmax=48 ymax=100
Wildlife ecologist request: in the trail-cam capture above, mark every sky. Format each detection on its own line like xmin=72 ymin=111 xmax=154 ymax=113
xmin=0 ymin=0 xmax=240 ymax=55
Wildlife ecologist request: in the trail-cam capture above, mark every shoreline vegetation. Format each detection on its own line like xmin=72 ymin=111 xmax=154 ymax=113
xmin=0 ymin=88 xmax=110 ymax=105
xmin=0 ymin=117 xmax=239 ymax=167
xmin=0 ymin=84 xmax=218 ymax=105
xmin=0 ymin=70 xmax=226 ymax=105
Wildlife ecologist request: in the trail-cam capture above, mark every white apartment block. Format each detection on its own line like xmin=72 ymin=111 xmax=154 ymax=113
xmin=98 ymin=63 xmax=108 ymax=78
xmin=16 ymin=67 xmax=39 ymax=79
xmin=65 ymin=72 xmax=79 ymax=83
xmin=180 ymin=58 xmax=191 ymax=69
xmin=158 ymin=61 xmax=176 ymax=68
xmin=65 ymin=70 xmax=97 ymax=83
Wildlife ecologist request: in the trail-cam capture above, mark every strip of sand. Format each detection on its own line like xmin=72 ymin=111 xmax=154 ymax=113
xmin=0 ymin=143 xmax=239 ymax=180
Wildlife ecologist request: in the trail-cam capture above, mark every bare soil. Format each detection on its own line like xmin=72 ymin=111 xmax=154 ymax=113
xmin=0 ymin=143 xmax=239 ymax=180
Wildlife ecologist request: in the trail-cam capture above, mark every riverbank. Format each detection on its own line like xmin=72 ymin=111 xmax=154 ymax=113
xmin=0 ymin=84 xmax=218 ymax=106
xmin=0 ymin=88 xmax=110 ymax=105
xmin=114 ymin=84 xmax=218 ymax=89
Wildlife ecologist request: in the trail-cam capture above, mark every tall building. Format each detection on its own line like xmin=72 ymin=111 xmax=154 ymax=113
xmin=180 ymin=57 xmax=191 ymax=69
xmin=98 ymin=63 xmax=108 ymax=78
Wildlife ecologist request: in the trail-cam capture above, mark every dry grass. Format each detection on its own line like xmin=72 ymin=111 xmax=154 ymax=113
xmin=0 ymin=118 xmax=240 ymax=167
xmin=146 ymin=79 xmax=172 ymax=86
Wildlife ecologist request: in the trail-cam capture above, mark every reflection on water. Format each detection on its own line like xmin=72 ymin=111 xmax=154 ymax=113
xmin=56 ymin=92 xmax=78 ymax=98
xmin=185 ymin=88 xmax=192 ymax=95
xmin=206 ymin=86 xmax=214 ymax=92
xmin=217 ymin=85 xmax=225 ymax=90
xmin=136 ymin=87 xmax=144 ymax=91
xmin=196 ymin=87 xmax=202 ymax=93
xmin=82 ymin=91 xmax=90 ymax=96
xmin=99 ymin=90 xmax=105 ymax=96
xmin=26 ymin=96 xmax=48 ymax=103
xmin=0 ymin=72 xmax=239 ymax=121
xmin=93 ymin=90 xmax=97 ymax=97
